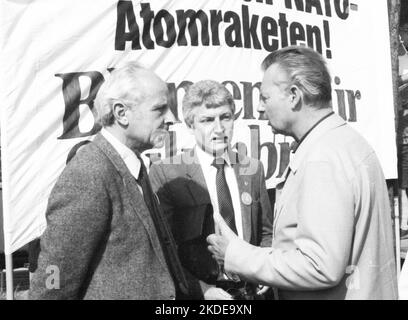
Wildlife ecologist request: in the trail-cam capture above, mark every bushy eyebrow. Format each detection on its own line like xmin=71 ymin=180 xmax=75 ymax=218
xmin=153 ymin=103 xmax=167 ymax=110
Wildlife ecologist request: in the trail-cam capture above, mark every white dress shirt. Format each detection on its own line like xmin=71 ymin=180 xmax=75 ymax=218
xmin=101 ymin=128 xmax=143 ymax=194
xmin=195 ymin=146 xmax=243 ymax=240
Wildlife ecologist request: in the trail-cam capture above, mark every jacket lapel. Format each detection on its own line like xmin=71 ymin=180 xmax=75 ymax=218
xmin=272 ymin=166 xmax=292 ymax=237
xmin=231 ymin=152 xmax=252 ymax=242
xmin=92 ymin=133 xmax=167 ymax=268
xmin=183 ymin=149 xmax=252 ymax=241
xmin=183 ymin=149 xmax=211 ymax=205
xmin=272 ymin=114 xmax=346 ymax=236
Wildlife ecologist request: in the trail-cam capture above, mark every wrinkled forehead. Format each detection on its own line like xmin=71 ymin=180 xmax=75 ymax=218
xmin=261 ymin=63 xmax=290 ymax=93
xmin=129 ymin=75 xmax=168 ymax=102
xmin=193 ymin=103 xmax=233 ymax=117
xmin=139 ymin=72 xmax=168 ymax=94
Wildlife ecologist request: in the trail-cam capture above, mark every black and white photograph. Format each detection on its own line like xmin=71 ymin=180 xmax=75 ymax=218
xmin=0 ymin=0 xmax=407 ymax=306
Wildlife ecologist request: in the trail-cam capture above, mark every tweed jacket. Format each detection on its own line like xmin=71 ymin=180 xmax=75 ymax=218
xmin=149 ymin=148 xmax=273 ymax=298
xmin=29 ymin=133 xmax=175 ymax=300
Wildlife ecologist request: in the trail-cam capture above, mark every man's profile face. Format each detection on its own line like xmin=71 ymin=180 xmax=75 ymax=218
xmin=190 ymin=104 xmax=234 ymax=156
xmin=259 ymin=63 xmax=293 ymax=136
xmin=125 ymin=74 xmax=174 ymax=150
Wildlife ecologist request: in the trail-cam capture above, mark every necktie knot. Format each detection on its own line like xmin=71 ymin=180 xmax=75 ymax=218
xmin=212 ymin=158 xmax=226 ymax=170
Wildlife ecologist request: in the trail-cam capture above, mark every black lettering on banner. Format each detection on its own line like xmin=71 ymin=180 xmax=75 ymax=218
xmin=324 ymin=0 xmax=332 ymax=17
xmin=222 ymin=80 xmax=243 ymax=118
xmin=278 ymin=13 xmax=289 ymax=48
xmin=335 ymin=0 xmax=349 ymax=20
xmin=154 ymin=9 xmax=177 ymax=48
xmin=290 ymin=21 xmax=306 ymax=45
xmin=55 ymin=72 xmax=104 ymax=139
xmin=241 ymin=81 xmax=262 ymax=120
xmin=166 ymin=81 xmax=193 ymax=122
xmin=140 ymin=3 xmax=155 ymax=49
xmin=334 ymin=77 xmax=361 ymax=122
xmin=261 ymin=16 xmax=279 ymax=52
xmin=305 ymin=0 xmax=324 ymax=15
xmin=284 ymin=0 xmax=304 ymax=11
xmin=233 ymin=141 xmax=248 ymax=157
xmin=244 ymin=0 xmax=274 ymax=4
xmin=176 ymin=9 xmax=210 ymax=46
xmin=224 ymin=11 xmax=243 ymax=48
xmin=210 ymin=10 xmax=223 ymax=45
xmin=284 ymin=0 xmax=348 ymax=19
xmin=242 ymin=5 xmax=261 ymax=49
xmin=114 ymin=1 xmax=336 ymax=58
xmin=55 ymin=71 xmax=356 ymax=180
xmin=323 ymin=19 xmax=331 ymax=58
xmin=115 ymin=0 xmax=141 ymax=50
xmin=306 ymin=24 xmax=322 ymax=53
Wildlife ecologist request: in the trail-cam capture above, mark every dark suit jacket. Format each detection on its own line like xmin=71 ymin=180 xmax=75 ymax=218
xmin=29 ymin=133 xmax=175 ymax=300
xmin=149 ymin=148 xmax=273 ymax=298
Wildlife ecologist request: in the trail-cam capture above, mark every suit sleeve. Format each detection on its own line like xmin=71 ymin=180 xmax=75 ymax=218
xmin=258 ymin=162 xmax=273 ymax=248
xmin=29 ymin=161 xmax=111 ymax=299
xmin=225 ymin=160 xmax=354 ymax=290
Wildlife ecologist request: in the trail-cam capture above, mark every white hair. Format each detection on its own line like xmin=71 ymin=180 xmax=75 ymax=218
xmin=95 ymin=62 xmax=150 ymax=127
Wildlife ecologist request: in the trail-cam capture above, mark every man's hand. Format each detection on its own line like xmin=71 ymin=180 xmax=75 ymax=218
xmin=207 ymin=214 xmax=239 ymax=265
xmin=207 ymin=234 xmax=229 ymax=265
xmin=214 ymin=214 xmax=238 ymax=240
xmin=256 ymin=285 xmax=270 ymax=296
xmin=205 ymin=287 xmax=234 ymax=300
xmin=200 ymin=281 xmax=233 ymax=300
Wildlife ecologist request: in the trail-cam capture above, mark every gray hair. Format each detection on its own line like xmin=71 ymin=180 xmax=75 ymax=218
xmin=95 ymin=62 xmax=148 ymax=127
xmin=261 ymin=46 xmax=332 ymax=107
xmin=182 ymin=80 xmax=235 ymax=127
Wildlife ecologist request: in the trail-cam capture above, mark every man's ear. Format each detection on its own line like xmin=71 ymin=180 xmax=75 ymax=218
xmin=113 ymin=103 xmax=128 ymax=126
xmin=187 ymin=122 xmax=195 ymax=134
xmin=185 ymin=115 xmax=195 ymax=132
xmin=289 ymin=85 xmax=302 ymax=111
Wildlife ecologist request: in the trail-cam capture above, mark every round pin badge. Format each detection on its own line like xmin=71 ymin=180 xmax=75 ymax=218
xmin=241 ymin=192 xmax=252 ymax=205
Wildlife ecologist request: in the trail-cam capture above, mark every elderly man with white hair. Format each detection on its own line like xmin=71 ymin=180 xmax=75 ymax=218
xmin=30 ymin=62 xmax=187 ymax=299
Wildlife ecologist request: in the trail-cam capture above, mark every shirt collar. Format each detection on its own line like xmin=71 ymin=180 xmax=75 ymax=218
xmin=291 ymin=111 xmax=335 ymax=152
xmin=195 ymin=145 xmax=231 ymax=168
xmin=288 ymin=113 xmax=346 ymax=173
xmin=101 ymin=128 xmax=141 ymax=179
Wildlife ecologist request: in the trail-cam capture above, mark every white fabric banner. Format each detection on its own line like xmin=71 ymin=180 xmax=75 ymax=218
xmin=0 ymin=0 xmax=397 ymax=254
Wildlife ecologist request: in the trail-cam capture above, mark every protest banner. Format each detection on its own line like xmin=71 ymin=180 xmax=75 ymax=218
xmin=0 ymin=0 xmax=396 ymax=254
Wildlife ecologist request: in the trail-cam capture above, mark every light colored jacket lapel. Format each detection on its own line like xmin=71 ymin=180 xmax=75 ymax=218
xmin=273 ymin=114 xmax=347 ymax=233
